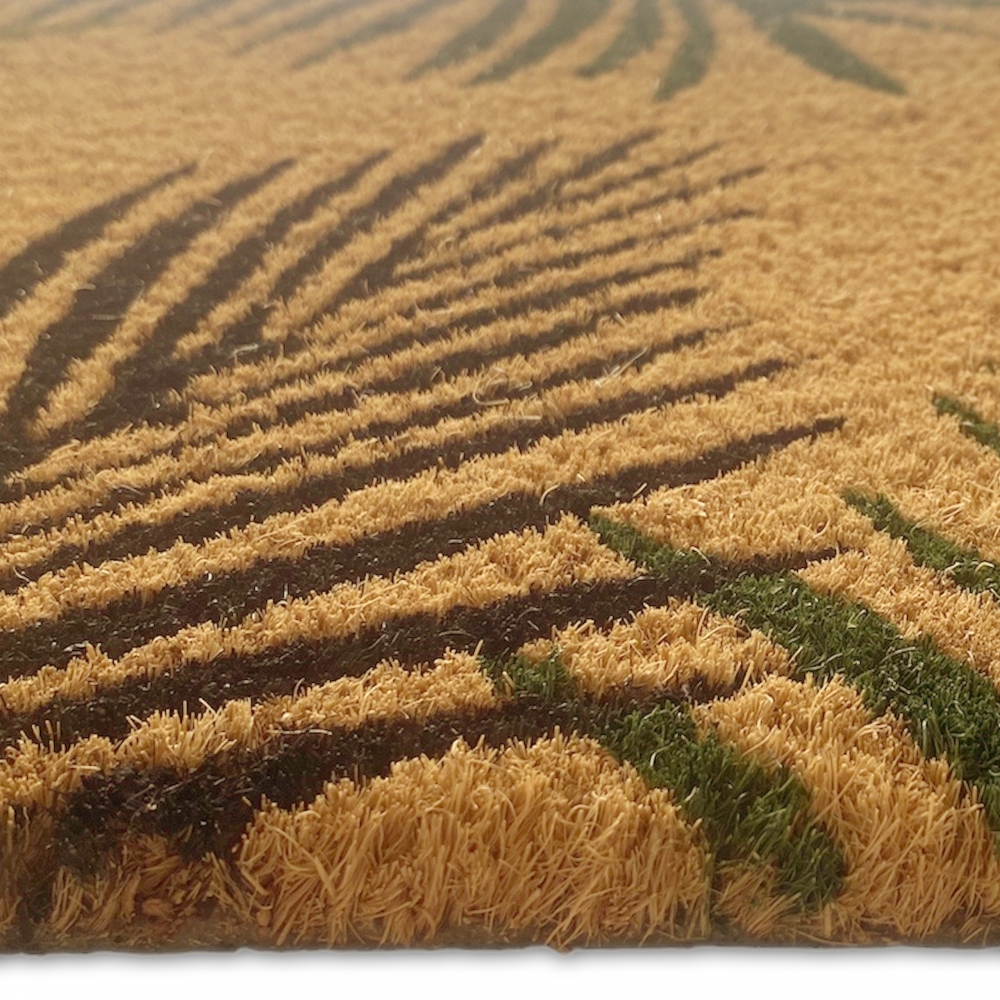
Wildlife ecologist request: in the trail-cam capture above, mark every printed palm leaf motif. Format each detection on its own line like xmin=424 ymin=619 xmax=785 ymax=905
xmin=410 ymin=0 xmax=999 ymax=98
xmin=701 ymin=0 xmax=998 ymax=95
xmin=679 ymin=0 xmax=1000 ymax=97
xmin=3 ymin=0 xmax=996 ymax=96
xmin=7 ymin=0 xmax=1000 ymax=953
xmin=418 ymin=0 xmax=995 ymax=99
xmin=0 ymin=128 xmax=821 ymax=946
xmin=727 ymin=0 xmax=907 ymax=94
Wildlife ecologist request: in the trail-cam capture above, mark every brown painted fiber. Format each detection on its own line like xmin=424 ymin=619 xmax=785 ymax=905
xmin=3 ymin=0 xmax=1000 ymax=952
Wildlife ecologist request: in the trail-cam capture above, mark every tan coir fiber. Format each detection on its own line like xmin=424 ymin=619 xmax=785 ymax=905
xmin=3 ymin=0 xmax=1000 ymax=952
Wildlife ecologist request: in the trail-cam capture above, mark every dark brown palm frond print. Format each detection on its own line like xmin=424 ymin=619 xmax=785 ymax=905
xmin=5 ymin=0 xmax=996 ymax=97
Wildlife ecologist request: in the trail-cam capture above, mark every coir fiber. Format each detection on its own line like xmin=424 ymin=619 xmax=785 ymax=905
xmin=2 ymin=0 xmax=1000 ymax=952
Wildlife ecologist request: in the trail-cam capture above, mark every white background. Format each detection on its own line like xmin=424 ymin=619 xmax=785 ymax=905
xmin=2 ymin=947 xmax=996 ymax=997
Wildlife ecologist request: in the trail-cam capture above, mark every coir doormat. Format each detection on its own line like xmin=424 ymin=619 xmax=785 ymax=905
xmin=1 ymin=0 xmax=1000 ymax=953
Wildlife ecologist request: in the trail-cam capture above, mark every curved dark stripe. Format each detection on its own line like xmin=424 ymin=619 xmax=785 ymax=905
xmin=819 ymin=8 xmax=930 ymax=28
xmin=0 ymin=159 xmax=293 ymax=448
xmin=121 ymin=139 xmax=538 ymax=434
xmin=0 ymin=164 xmax=193 ymax=326
xmin=193 ymin=135 xmax=482 ymax=367
xmin=171 ymin=142 xmax=741 ymax=421
xmin=473 ymin=0 xmax=612 ymax=84
xmin=3 ymin=133 xmax=206 ymax=464
xmin=6 ymin=199 xmax=750 ymax=534
xmin=0 ymin=292 xmax=713 ymax=560
xmin=407 ymin=0 xmax=526 ymax=78
xmin=52 ymin=667 xmax=844 ymax=916
xmin=13 ymin=686 xmax=658 ymax=941
xmin=520 ymin=138 xmax=722 ymax=220
xmin=346 ymin=258 xmax=707 ymax=376
xmin=305 ymin=140 xmax=551 ymax=328
xmin=2 ymin=578 xmax=687 ymax=751
xmin=266 ymin=146 xmax=729 ymax=366
xmin=53 ymin=688 xmax=714 ymax=871
xmin=50 ymin=701 xmax=600 ymax=869
xmin=0 ymin=417 xmax=840 ymax=697
xmin=6 ymin=537 xmax=837 ymax=755
xmin=254 ymin=257 xmax=706 ymax=422
xmin=1 ymin=322 xmax=713 ymax=583
xmin=1 ymin=143 xmax=545 ymax=508
xmin=542 ymin=171 xmax=762 ymax=244
xmin=229 ymin=0 xmax=316 ymax=29
xmin=67 ymin=0 xmax=164 ymax=29
xmin=317 ymin=266 xmax=705 ymax=394
xmin=421 ymin=138 xmax=721 ymax=268
xmin=557 ymin=161 xmax=667 ymax=209
xmin=251 ymin=266 xmax=707 ymax=437
xmin=480 ymin=130 xmax=656 ymax=229
xmin=737 ymin=0 xmax=905 ymax=95
xmin=14 ymin=0 xmax=89 ymax=26
xmin=163 ymin=0 xmax=242 ymax=29
xmin=30 ymin=545 xmax=846 ymax=932
xmin=579 ymin=0 xmax=662 ymax=77
xmin=408 ymin=244 xmax=716 ymax=319
xmin=235 ymin=0 xmax=376 ymax=53
xmin=844 ymin=490 xmax=1000 ymax=599
xmin=124 ymin=254 xmax=701 ymax=455
xmin=0 ymin=261 xmax=701 ymax=548
xmin=64 ymin=151 xmax=389 ymax=450
xmin=1 ymin=289 xmax=715 ymax=588
xmin=293 ymin=0 xmax=464 ymax=71
xmin=600 ymin=515 xmax=1000 ymax=833
xmin=403 ymin=197 xmax=732 ymax=295
xmin=935 ymin=395 xmax=1000 ymax=456
xmin=403 ymin=160 xmax=745 ymax=287
xmin=717 ymin=164 xmax=765 ymax=187
xmin=656 ymin=0 xmax=715 ymax=101
xmin=228 ymin=254 xmax=705 ymax=414
xmin=809 ymin=19 xmax=920 ymax=88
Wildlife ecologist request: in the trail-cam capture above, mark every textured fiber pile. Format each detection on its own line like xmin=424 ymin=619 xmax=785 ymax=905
xmin=2 ymin=0 xmax=1000 ymax=952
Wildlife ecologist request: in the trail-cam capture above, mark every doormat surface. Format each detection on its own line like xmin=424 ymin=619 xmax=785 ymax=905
xmin=2 ymin=0 xmax=1000 ymax=953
